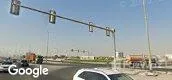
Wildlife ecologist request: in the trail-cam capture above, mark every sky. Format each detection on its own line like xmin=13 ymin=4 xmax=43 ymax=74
xmin=0 ymin=0 xmax=171 ymax=56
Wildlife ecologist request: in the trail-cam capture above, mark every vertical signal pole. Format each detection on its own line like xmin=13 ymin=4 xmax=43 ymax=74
xmin=112 ymin=29 xmax=117 ymax=69
xmin=142 ymin=0 xmax=152 ymax=71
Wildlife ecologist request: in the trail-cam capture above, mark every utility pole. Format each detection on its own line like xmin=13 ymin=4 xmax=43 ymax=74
xmin=46 ymin=31 xmax=49 ymax=62
xmin=142 ymin=0 xmax=152 ymax=71
xmin=112 ymin=29 xmax=117 ymax=69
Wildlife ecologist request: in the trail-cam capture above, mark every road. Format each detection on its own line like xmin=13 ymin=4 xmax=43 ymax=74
xmin=0 ymin=64 xmax=37 ymax=80
xmin=1 ymin=63 xmax=172 ymax=80
xmin=38 ymin=63 xmax=111 ymax=80
xmin=0 ymin=63 xmax=111 ymax=80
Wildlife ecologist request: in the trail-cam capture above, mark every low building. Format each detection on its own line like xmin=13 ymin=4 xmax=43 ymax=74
xmin=116 ymin=52 xmax=124 ymax=58
xmin=165 ymin=54 xmax=172 ymax=60
xmin=80 ymin=56 xmax=95 ymax=60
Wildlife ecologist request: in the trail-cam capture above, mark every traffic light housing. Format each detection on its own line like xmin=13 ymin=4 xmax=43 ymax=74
xmin=49 ymin=10 xmax=56 ymax=24
xmin=106 ymin=27 xmax=110 ymax=36
xmin=10 ymin=0 xmax=21 ymax=15
xmin=89 ymin=22 xmax=93 ymax=32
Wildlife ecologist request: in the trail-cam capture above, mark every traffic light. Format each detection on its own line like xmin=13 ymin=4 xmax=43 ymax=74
xmin=10 ymin=0 xmax=21 ymax=15
xmin=106 ymin=27 xmax=110 ymax=36
xmin=49 ymin=10 xmax=56 ymax=24
xmin=89 ymin=22 xmax=93 ymax=32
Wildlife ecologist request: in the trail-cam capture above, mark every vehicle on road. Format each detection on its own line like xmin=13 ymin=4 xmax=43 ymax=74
xmin=0 ymin=61 xmax=13 ymax=72
xmin=21 ymin=60 xmax=29 ymax=67
xmin=36 ymin=55 xmax=43 ymax=64
xmin=73 ymin=68 xmax=133 ymax=80
xmin=126 ymin=55 xmax=158 ymax=69
xmin=25 ymin=52 xmax=36 ymax=63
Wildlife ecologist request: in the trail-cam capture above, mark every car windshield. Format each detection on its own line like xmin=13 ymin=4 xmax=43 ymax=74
xmin=2 ymin=61 xmax=13 ymax=65
xmin=108 ymin=73 xmax=133 ymax=80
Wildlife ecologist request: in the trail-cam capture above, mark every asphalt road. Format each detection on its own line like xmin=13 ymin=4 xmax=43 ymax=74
xmin=38 ymin=63 xmax=111 ymax=80
xmin=0 ymin=64 xmax=37 ymax=80
xmin=0 ymin=63 xmax=111 ymax=80
xmin=1 ymin=63 xmax=171 ymax=80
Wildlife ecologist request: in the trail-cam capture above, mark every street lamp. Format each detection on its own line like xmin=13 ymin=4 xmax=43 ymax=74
xmin=46 ymin=31 xmax=50 ymax=62
xmin=142 ymin=0 xmax=152 ymax=71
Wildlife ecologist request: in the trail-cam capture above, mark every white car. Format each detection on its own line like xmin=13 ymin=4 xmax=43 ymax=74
xmin=73 ymin=68 xmax=133 ymax=80
xmin=0 ymin=61 xmax=13 ymax=72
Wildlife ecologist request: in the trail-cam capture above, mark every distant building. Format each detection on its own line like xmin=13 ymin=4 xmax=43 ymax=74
xmin=165 ymin=54 xmax=172 ymax=60
xmin=115 ymin=52 xmax=124 ymax=58
xmin=0 ymin=56 xmax=5 ymax=62
xmin=80 ymin=56 xmax=95 ymax=60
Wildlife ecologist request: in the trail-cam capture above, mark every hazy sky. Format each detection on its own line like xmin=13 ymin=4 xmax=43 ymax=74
xmin=0 ymin=0 xmax=171 ymax=56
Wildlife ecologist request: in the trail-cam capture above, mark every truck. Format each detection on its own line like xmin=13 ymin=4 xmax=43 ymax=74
xmin=126 ymin=55 xmax=144 ymax=68
xmin=36 ymin=55 xmax=43 ymax=64
xmin=25 ymin=52 xmax=36 ymax=63
xmin=126 ymin=55 xmax=158 ymax=69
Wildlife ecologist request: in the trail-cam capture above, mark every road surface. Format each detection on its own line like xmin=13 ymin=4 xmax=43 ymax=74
xmin=0 ymin=63 xmax=111 ymax=80
xmin=0 ymin=63 xmax=172 ymax=80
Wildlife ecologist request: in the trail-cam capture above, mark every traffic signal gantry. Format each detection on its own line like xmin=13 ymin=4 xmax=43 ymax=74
xmin=9 ymin=0 xmax=117 ymax=69
xmin=10 ymin=0 xmax=114 ymax=37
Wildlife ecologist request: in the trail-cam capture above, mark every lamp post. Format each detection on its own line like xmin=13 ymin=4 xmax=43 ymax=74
xmin=142 ymin=0 xmax=152 ymax=71
xmin=46 ymin=31 xmax=49 ymax=62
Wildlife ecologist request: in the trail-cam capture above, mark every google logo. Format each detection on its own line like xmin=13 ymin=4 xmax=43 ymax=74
xmin=8 ymin=65 xmax=48 ymax=78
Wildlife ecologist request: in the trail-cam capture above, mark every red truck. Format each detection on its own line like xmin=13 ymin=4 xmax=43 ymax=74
xmin=25 ymin=52 xmax=36 ymax=63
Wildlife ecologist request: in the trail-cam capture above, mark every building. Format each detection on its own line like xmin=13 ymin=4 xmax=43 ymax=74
xmin=80 ymin=56 xmax=95 ymax=60
xmin=115 ymin=52 xmax=124 ymax=58
xmin=165 ymin=54 xmax=172 ymax=60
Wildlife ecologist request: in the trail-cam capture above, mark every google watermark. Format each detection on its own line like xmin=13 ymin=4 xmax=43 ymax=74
xmin=8 ymin=65 xmax=48 ymax=78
